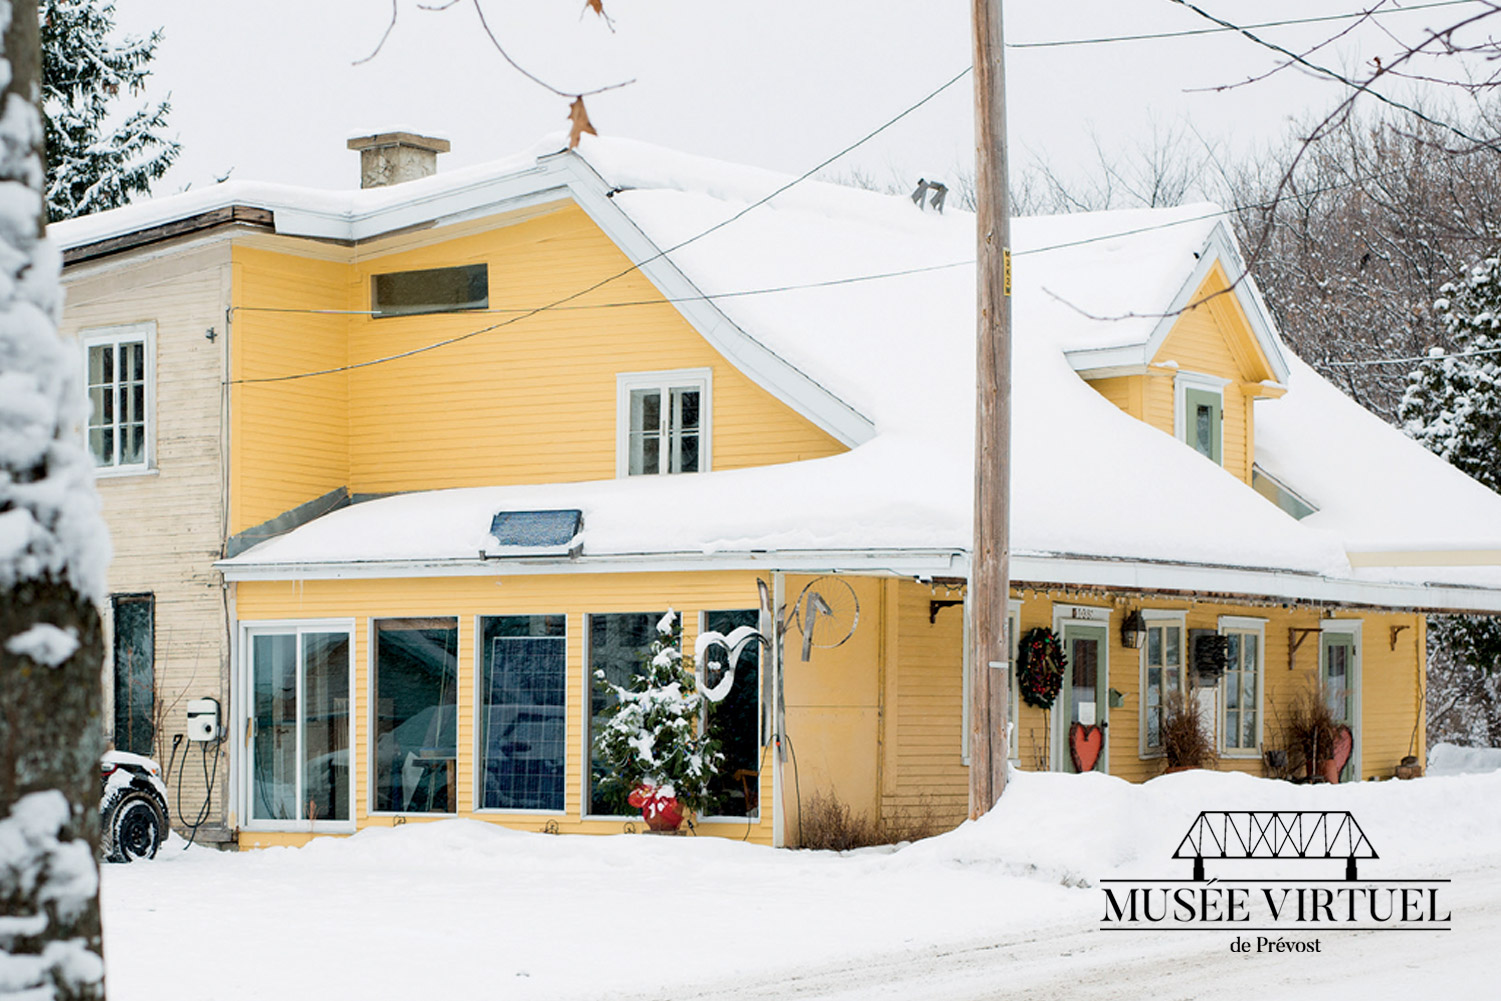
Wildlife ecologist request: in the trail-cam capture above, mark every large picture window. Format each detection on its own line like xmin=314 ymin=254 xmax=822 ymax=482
xmin=616 ymin=370 xmax=711 ymax=477
xmin=702 ymin=610 xmax=761 ymax=818
xmin=478 ymin=615 xmax=567 ymax=812
xmin=1142 ymin=615 xmax=1184 ymax=754
xmin=84 ymin=324 xmax=152 ymax=471
xmin=246 ymin=625 xmax=352 ymax=826
xmin=373 ymin=618 xmax=458 ymax=814
xmin=587 ymin=612 xmax=662 ymax=816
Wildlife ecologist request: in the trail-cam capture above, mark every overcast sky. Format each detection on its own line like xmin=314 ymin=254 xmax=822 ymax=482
xmin=111 ymin=0 xmax=1490 ymax=199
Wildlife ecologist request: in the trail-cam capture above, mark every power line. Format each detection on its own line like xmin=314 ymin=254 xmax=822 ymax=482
xmin=229 ymin=65 xmax=973 ymax=386
xmin=1326 ymin=344 xmax=1501 ymax=366
xmin=1010 ymin=0 xmax=1481 ymax=49
xmin=1168 ymin=0 xmax=1501 ymax=152
xmin=229 ymin=260 xmax=975 ymax=319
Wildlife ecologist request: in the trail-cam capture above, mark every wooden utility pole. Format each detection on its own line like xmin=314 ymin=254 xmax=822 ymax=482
xmin=968 ymin=0 xmax=1012 ymax=818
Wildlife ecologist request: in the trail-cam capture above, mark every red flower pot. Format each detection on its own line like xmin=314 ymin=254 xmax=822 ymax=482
xmin=629 ymin=785 xmax=685 ymax=832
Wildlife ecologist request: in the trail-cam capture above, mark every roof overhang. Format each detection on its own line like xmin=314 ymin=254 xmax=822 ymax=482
xmin=1064 ymin=221 xmax=1292 ymax=385
xmin=218 ymin=544 xmax=1501 ymax=613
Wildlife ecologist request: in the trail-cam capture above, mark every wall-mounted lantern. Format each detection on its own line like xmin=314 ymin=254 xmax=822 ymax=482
xmin=1121 ymin=609 xmax=1147 ymax=649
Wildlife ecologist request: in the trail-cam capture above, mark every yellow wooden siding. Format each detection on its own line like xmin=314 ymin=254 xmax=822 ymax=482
xmin=234 ymin=571 xmax=800 ymax=847
xmin=230 ymin=247 xmax=350 ymax=532
xmin=227 ymin=205 xmax=846 ymax=523
xmin=342 ymin=206 xmax=843 ymax=492
xmin=775 ymin=574 xmax=883 ymax=844
xmin=880 ymin=580 xmax=967 ymax=830
xmin=61 ymin=241 xmax=234 ymax=830
xmin=1086 ymin=375 xmax=1142 ymax=419
xmin=1006 ymin=592 xmax=1424 ymax=783
xmin=1155 ymin=303 xmax=1249 ymax=483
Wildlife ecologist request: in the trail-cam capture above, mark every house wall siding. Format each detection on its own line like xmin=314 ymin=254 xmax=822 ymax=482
xmin=235 ymin=570 xmax=894 ymax=848
xmin=61 ymin=239 xmax=234 ymax=831
xmin=230 ymin=246 xmax=350 ymax=533
xmin=226 ymin=205 xmax=845 ymax=526
xmin=1007 ymin=592 xmax=1425 ymax=783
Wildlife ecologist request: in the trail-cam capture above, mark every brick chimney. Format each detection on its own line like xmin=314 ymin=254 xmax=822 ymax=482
xmin=347 ymin=132 xmax=450 ymax=188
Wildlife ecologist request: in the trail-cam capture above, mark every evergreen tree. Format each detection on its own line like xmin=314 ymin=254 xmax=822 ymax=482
xmin=592 ymin=611 xmax=722 ymax=818
xmin=41 ymin=0 xmax=179 ymax=221
xmin=1400 ymin=254 xmax=1501 ymax=695
xmin=1399 ymin=254 xmax=1501 ymax=492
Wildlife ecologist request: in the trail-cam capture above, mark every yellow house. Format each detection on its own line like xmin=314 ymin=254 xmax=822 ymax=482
xmin=54 ymin=134 xmax=1501 ymax=850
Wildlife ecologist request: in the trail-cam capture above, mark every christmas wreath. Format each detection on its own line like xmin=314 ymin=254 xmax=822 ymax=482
xmin=1017 ymin=627 xmax=1067 ymax=710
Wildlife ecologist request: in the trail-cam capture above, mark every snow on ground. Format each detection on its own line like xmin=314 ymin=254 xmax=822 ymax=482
xmin=1428 ymin=742 xmax=1501 ymax=776
xmin=101 ymin=768 xmax=1501 ymax=1001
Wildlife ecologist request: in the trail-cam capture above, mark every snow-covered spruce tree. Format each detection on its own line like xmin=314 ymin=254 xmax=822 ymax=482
xmin=0 ymin=1 xmax=111 ymax=997
xmin=592 ymin=611 xmax=722 ymax=820
xmin=1399 ymin=254 xmax=1501 ymax=733
xmin=40 ymin=0 xmax=178 ymax=221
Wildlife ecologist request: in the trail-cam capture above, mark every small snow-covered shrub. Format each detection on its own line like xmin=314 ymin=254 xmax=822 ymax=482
xmin=592 ymin=610 xmax=722 ymax=818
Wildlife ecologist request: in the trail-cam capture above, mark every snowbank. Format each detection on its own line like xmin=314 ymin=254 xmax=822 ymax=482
xmin=1428 ymin=742 xmax=1501 ymax=776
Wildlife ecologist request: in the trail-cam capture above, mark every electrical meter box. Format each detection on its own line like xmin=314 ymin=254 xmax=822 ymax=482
xmin=186 ymin=698 xmax=221 ymax=742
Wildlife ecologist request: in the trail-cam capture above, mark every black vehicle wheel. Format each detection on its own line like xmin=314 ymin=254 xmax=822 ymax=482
xmin=102 ymin=789 xmax=167 ymax=863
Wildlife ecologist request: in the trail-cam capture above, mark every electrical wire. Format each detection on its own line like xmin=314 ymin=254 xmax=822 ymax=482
xmin=1010 ymin=1 xmax=1482 ymax=49
xmin=784 ymin=731 xmax=803 ymax=849
xmin=1325 ymin=344 xmax=1501 ymax=366
xmin=227 ymin=65 xmax=973 ymax=387
xmin=173 ymin=736 xmax=222 ymax=850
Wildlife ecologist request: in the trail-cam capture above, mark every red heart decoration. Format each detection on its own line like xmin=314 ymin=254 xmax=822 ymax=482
xmin=1069 ymin=722 xmax=1103 ymax=773
xmin=1322 ymin=725 xmax=1353 ymax=783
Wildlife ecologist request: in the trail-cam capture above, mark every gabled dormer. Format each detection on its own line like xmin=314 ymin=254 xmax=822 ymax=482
xmin=1068 ymin=219 xmax=1290 ymax=488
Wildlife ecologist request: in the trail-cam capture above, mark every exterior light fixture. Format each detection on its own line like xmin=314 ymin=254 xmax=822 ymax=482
xmin=1121 ymin=609 xmax=1147 ymax=649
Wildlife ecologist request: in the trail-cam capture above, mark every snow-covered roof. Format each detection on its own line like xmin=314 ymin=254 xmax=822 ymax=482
xmin=60 ymin=135 xmax=1501 ymax=610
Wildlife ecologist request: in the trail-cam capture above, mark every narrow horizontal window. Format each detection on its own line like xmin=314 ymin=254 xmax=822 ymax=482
xmin=372 ymin=264 xmax=488 ymax=317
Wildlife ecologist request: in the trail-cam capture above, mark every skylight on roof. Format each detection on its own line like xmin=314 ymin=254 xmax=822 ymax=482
xmin=488 ymin=509 xmax=583 ymax=550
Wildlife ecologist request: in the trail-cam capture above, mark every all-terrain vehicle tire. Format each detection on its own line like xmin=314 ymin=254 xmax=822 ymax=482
xmin=101 ymin=788 xmax=168 ymax=862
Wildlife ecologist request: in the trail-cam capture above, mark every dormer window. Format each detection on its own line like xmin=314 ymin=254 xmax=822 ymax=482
xmin=616 ymin=369 xmax=711 ymax=477
xmin=1174 ymin=372 xmax=1227 ymax=466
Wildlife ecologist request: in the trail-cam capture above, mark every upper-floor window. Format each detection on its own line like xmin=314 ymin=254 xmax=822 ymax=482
xmin=371 ymin=263 xmax=488 ymax=317
xmin=616 ymin=369 xmax=712 ymax=477
xmin=1174 ymin=372 xmax=1226 ymax=466
xmin=83 ymin=323 xmax=154 ymax=472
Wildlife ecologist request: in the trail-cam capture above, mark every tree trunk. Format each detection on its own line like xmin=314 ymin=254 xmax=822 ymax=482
xmin=0 ymin=2 xmax=109 ymax=997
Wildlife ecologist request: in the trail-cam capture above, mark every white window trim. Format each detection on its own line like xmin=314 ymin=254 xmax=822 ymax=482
xmin=1172 ymin=370 xmax=1228 ymax=465
xmin=1217 ymin=615 xmax=1266 ymax=758
xmin=615 ymin=368 xmax=713 ymax=478
xmin=236 ymin=618 xmax=358 ymax=834
xmin=471 ymin=614 xmax=568 ymax=817
xmin=81 ymin=321 xmax=156 ymax=476
xmin=1320 ymin=618 xmax=1363 ymax=780
xmin=1139 ymin=609 xmax=1187 ymax=758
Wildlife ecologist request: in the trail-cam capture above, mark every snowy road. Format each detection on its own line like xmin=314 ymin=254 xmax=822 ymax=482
xmin=653 ymin=863 xmax=1497 ymax=1001
xmin=99 ymin=769 xmax=1501 ymax=1001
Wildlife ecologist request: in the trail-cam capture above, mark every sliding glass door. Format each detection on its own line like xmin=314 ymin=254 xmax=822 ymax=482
xmin=246 ymin=624 xmax=353 ymax=829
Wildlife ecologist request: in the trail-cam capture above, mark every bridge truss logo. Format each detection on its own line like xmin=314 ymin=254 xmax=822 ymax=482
xmin=1101 ymin=810 xmax=1450 ymax=949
